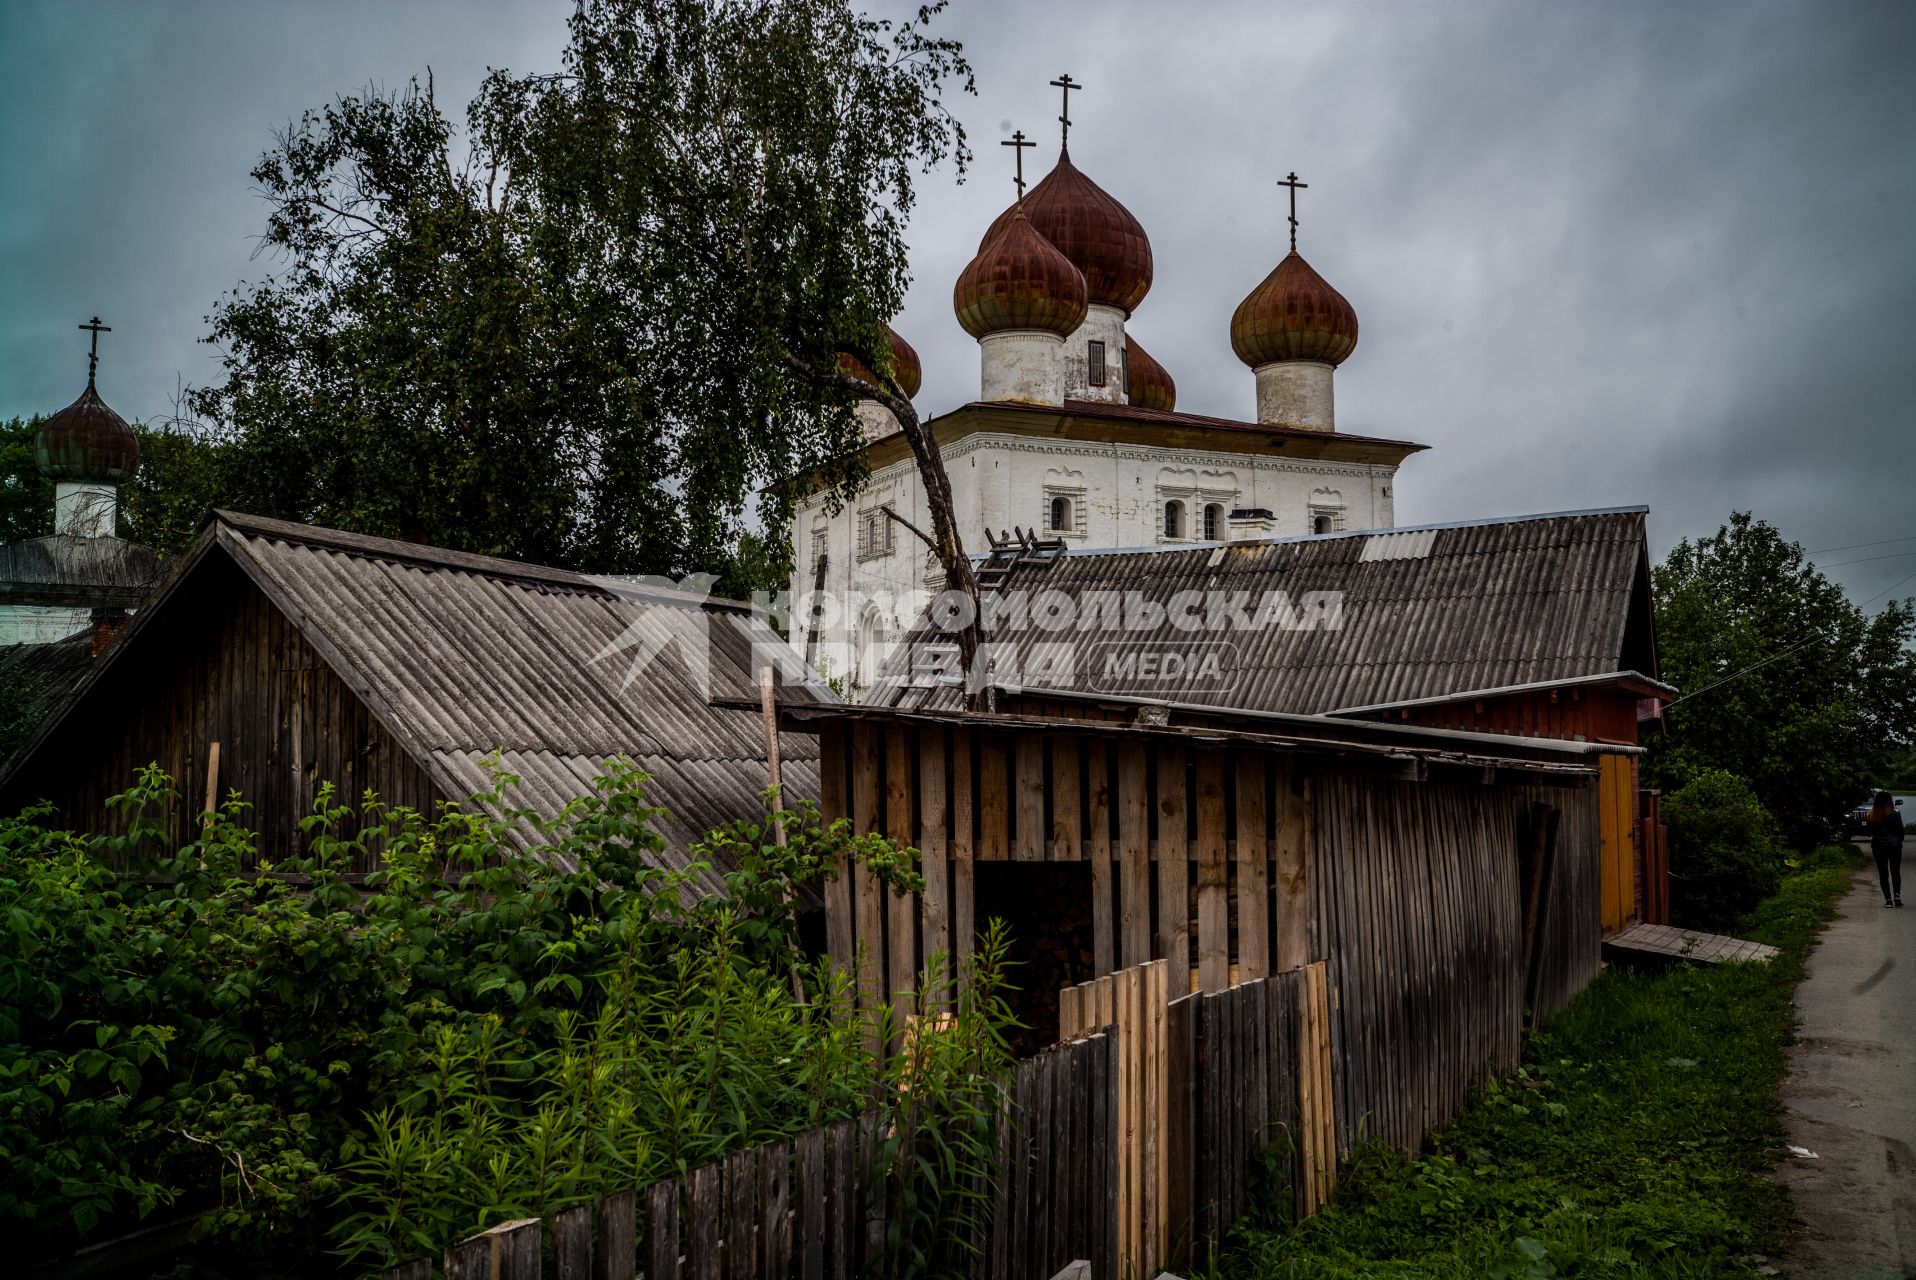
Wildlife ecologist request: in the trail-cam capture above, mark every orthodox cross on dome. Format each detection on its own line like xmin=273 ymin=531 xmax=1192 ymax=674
xmin=1002 ymin=130 xmax=1036 ymax=199
xmin=1278 ymin=171 xmax=1309 ymax=252
xmin=1049 ymin=73 xmax=1081 ymax=151
xmin=79 ymin=316 xmax=111 ymax=388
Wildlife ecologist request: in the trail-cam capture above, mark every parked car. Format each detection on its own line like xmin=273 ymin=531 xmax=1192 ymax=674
xmin=1850 ymin=793 xmax=1904 ymax=836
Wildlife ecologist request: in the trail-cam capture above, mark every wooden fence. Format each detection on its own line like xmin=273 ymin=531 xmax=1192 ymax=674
xmin=1057 ymin=959 xmax=1335 ymax=1276
xmin=380 ymin=1030 xmax=1116 ymax=1280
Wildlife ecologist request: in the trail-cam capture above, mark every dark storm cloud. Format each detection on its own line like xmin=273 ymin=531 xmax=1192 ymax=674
xmin=4 ymin=0 xmax=1913 ymax=602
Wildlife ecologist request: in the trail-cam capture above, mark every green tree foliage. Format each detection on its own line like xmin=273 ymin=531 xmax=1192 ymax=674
xmin=121 ymin=423 xmax=239 ymax=559
xmin=1 ymin=760 xmax=1008 ymax=1276
xmin=186 ymin=0 xmax=972 ymax=596
xmin=1650 ymin=512 xmax=1916 ymax=845
xmin=1660 ymin=769 xmax=1785 ymax=929
xmin=0 ymin=416 xmax=54 ymax=544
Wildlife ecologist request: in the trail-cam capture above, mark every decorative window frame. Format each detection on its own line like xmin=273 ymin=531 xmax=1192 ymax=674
xmin=1043 ymin=484 xmax=1088 ymax=539
xmin=855 ymin=501 xmax=897 ymax=561
xmin=1308 ymin=486 xmax=1347 ymax=535
xmin=1157 ymin=468 xmax=1240 ymax=544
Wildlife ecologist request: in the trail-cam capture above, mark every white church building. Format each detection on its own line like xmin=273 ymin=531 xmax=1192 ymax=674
xmin=788 ymin=136 xmax=1424 ymax=691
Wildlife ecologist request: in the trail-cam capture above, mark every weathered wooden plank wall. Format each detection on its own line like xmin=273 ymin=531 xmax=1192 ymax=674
xmin=819 ymin=713 xmax=1603 ymax=1170
xmin=4 ymin=555 xmax=441 ymax=864
xmin=1308 ymin=774 xmax=1548 ymax=1153
xmin=1525 ymin=780 xmax=1602 ymax=1020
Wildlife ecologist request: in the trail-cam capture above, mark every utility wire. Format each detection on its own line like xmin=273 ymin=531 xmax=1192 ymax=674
xmin=1807 ymin=533 xmax=1916 ymax=555
xmin=1817 ymin=549 xmax=1916 ymax=570
xmin=1661 ymin=566 xmax=1916 ymax=712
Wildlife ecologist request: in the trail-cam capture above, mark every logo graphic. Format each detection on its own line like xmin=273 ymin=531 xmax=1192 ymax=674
xmin=587 ymin=572 xmax=720 ymax=695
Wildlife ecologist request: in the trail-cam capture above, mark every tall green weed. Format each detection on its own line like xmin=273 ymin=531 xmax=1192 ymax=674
xmin=0 ymin=758 xmax=1002 ymax=1276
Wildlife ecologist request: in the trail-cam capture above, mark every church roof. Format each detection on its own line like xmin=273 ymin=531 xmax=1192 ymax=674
xmin=954 ymin=205 xmax=1089 ymax=339
xmin=1123 ymin=335 xmax=1176 ymax=412
xmin=838 ymin=326 xmax=923 ymax=399
xmin=37 ymin=382 xmax=140 ymax=484
xmin=981 ymin=150 xmax=1153 ymax=315
xmin=1231 ymin=250 xmax=1360 ymax=369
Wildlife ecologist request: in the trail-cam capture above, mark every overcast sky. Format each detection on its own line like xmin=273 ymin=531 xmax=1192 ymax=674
xmin=3 ymin=0 xmax=1913 ymax=605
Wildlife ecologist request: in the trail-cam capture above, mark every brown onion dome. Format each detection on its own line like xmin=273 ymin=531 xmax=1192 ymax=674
xmin=36 ymin=382 xmax=140 ymax=483
xmin=837 ymin=326 xmax=923 ymax=399
xmin=1124 ymin=335 xmax=1176 ymax=412
xmin=953 ymin=206 xmax=1089 ymax=339
xmin=1230 ymin=250 xmax=1360 ymax=369
xmin=981 ymin=152 xmax=1153 ymax=315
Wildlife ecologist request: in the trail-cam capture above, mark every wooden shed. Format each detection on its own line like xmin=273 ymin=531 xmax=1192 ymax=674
xmin=0 ymin=511 xmax=830 ymax=887
xmin=868 ymin=506 xmax=1672 ymax=933
xmin=780 ymin=696 xmax=1612 ymax=1151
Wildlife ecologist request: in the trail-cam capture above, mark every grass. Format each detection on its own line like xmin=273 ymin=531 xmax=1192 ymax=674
xmin=1210 ymin=845 xmax=1863 ymax=1280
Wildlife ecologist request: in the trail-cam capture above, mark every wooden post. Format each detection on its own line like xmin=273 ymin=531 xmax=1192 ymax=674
xmin=759 ymin=667 xmax=785 ymax=847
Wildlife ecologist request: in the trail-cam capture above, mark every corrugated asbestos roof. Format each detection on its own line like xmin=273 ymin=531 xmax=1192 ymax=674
xmin=210 ymin=512 xmax=832 ymax=892
xmin=869 ymin=508 xmax=1651 ymax=718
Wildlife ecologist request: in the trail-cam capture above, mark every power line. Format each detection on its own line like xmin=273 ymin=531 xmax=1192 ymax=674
xmin=1660 ymin=566 xmax=1916 ymax=712
xmin=1818 ymin=549 xmax=1916 ymax=569
xmin=1807 ymin=533 xmax=1916 ymax=554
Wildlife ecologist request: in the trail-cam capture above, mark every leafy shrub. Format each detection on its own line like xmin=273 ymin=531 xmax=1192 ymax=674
xmin=1663 ymin=769 xmax=1785 ymax=929
xmin=1 ymin=759 xmax=1000 ymax=1276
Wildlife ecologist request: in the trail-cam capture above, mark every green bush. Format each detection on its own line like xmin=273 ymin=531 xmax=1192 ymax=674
xmin=0 ymin=759 xmax=1006 ymax=1276
xmin=1662 ymin=769 xmax=1786 ymax=931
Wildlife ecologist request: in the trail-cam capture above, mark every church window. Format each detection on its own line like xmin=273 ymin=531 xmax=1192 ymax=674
xmin=1087 ymin=340 xmax=1107 ymax=387
xmin=1049 ymin=495 xmax=1073 ymax=534
xmin=1312 ymin=513 xmax=1334 ymax=536
xmin=1121 ymin=344 xmax=1131 ymax=396
xmin=857 ymin=503 xmax=897 ymax=561
xmin=1203 ymin=503 xmax=1225 ymax=541
xmin=809 ymin=526 xmax=828 ymax=574
xmin=1163 ymin=500 xmax=1187 ymax=540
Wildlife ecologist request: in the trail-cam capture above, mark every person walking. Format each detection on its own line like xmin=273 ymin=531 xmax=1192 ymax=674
xmin=1864 ymin=790 xmax=1904 ymax=907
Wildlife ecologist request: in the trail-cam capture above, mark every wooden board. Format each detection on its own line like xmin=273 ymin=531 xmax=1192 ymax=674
xmin=1235 ymin=751 xmax=1270 ymax=981
xmin=1050 ymin=735 xmax=1081 ymax=859
xmin=917 ymin=727 xmax=950 ymax=997
xmin=1194 ymin=749 xmax=1229 ymax=993
xmin=1086 ymin=739 xmax=1114 ymax=974
xmin=978 ymin=735 xmax=1009 ymax=861
xmin=885 ymin=724 xmax=916 ymax=1014
xmin=1274 ymin=763 xmax=1311 ymax=974
xmin=1155 ymin=746 xmax=1191 ymax=994
xmin=819 ymin=723 xmax=852 ymax=975
xmin=1118 ymin=744 xmax=1151 ymax=968
xmin=850 ymin=723 xmax=883 ymax=1029
xmin=951 ymin=727 xmax=975 ymax=963
xmin=1015 ymin=735 xmax=1045 ymax=860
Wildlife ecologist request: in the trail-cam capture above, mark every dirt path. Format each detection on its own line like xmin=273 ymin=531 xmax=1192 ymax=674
xmin=1774 ymin=857 xmax=1916 ymax=1278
